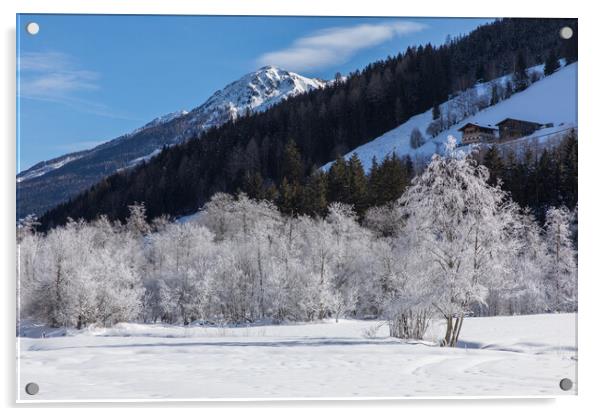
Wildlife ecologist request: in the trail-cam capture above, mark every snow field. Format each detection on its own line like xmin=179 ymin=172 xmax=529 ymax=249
xmin=18 ymin=313 xmax=577 ymax=400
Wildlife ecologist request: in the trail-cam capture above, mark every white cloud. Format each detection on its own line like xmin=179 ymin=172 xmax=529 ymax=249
xmin=257 ymin=21 xmax=426 ymax=72
xmin=19 ymin=51 xmax=99 ymax=97
xmin=18 ymin=51 xmax=134 ymax=120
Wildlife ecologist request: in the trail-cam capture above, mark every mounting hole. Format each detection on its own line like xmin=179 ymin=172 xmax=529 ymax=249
xmin=559 ymin=378 xmax=573 ymax=391
xmin=26 ymin=22 xmax=40 ymax=35
xmin=25 ymin=382 xmax=39 ymax=395
xmin=560 ymin=26 xmax=573 ymax=40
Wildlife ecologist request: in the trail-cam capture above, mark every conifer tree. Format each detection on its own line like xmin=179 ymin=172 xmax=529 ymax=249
xmin=282 ymin=140 xmax=304 ymax=184
xmin=347 ymin=153 xmax=368 ymax=215
xmin=432 ymin=103 xmax=441 ymax=120
xmin=490 ymin=82 xmax=500 ymax=106
xmin=513 ymin=51 xmax=529 ymax=92
xmin=327 ymin=156 xmax=348 ymax=203
xmin=302 ymin=171 xmax=329 ymax=217
xmin=559 ymin=131 xmax=578 ymax=208
xmin=243 ymin=171 xmax=264 ymax=200
xmin=483 ymin=146 xmax=505 ymax=186
xmin=544 ymin=50 xmax=560 ymax=75
xmin=410 ymin=128 xmax=425 ymax=149
xmin=278 ymin=178 xmax=299 ymax=216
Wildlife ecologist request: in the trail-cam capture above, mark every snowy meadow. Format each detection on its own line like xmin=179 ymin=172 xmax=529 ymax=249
xmin=18 ymin=314 xmax=576 ymax=400
xmin=17 ymin=139 xmax=577 ymax=399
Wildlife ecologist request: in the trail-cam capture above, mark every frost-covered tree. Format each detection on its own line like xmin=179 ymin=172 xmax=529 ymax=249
xmin=325 ymin=203 xmax=371 ymax=319
xmin=486 ymin=210 xmax=549 ymax=316
xmin=382 ymin=232 xmax=436 ymax=340
xmin=544 ymin=206 xmax=577 ymax=311
xmin=127 ymin=202 xmax=151 ymax=236
xmin=17 ymin=217 xmax=42 ymax=321
xmin=20 ymin=215 xmax=145 ymax=328
xmin=146 ymin=222 xmax=214 ymax=324
xmin=31 ymin=220 xmax=96 ymax=328
xmin=363 ymin=203 xmax=403 ymax=238
xmin=90 ymin=217 xmax=143 ymax=326
xmin=398 ymin=137 xmax=520 ymax=346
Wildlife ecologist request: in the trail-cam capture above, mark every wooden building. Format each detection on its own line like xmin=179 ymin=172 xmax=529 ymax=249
xmin=458 ymin=122 xmax=497 ymax=144
xmin=496 ymin=118 xmax=543 ymax=141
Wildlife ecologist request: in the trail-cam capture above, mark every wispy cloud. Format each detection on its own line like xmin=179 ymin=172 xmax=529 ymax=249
xmin=19 ymin=51 xmax=99 ymax=96
xmin=18 ymin=51 xmax=133 ymax=120
xmin=257 ymin=21 xmax=426 ymax=72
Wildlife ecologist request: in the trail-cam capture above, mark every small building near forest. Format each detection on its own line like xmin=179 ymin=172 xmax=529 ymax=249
xmin=458 ymin=122 xmax=498 ymax=144
xmin=496 ymin=118 xmax=544 ymax=141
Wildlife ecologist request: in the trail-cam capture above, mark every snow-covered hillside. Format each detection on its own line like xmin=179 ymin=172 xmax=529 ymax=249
xmin=17 ymin=111 xmax=189 ymax=184
xmin=17 ymin=154 xmax=85 ymax=183
xmin=127 ymin=110 xmax=189 ymax=137
xmin=17 ymin=313 xmax=576 ymax=400
xmin=323 ymin=63 xmax=577 ymax=172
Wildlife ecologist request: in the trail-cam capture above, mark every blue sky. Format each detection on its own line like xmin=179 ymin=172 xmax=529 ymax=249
xmin=17 ymin=15 xmax=492 ymax=171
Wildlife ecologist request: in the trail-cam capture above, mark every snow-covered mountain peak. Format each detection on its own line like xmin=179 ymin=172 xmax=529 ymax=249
xmin=187 ymin=66 xmax=326 ymax=130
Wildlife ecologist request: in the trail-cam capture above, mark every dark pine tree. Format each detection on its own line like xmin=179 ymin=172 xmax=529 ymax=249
xmin=513 ymin=51 xmax=529 ymax=92
xmin=544 ymin=49 xmax=560 ymax=75
xmin=432 ymin=102 xmax=441 ymax=120
xmin=301 ymin=170 xmax=329 ymax=217
xmin=490 ymin=82 xmax=500 ymax=106
xmin=281 ymin=139 xmax=304 ymax=184
xmin=327 ymin=155 xmax=348 ymax=204
xmin=483 ymin=146 xmax=505 ymax=186
xmin=346 ymin=153 xmax=369 ymax=215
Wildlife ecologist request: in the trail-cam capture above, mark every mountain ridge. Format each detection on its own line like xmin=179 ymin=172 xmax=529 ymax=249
xmin=17 ymin=66 xmax=325 ymax=217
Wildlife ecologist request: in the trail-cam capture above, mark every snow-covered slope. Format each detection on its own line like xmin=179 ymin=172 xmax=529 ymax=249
xmin=18 ymin=313 xmax=576 ymax=400
xmin=127 ymin=110 xmax=189 ymax=137
xmin=323 ymin=63 xmax=577 ymax=172
xmin=17 ymin=154 xmax=85 ymax=183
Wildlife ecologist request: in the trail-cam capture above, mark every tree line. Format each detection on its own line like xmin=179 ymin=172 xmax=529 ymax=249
xmin=239 ymin=131 xmax=578 ymax=226
xmin=19 ymin=139 xmax=577 ymax=346
xmin=480 ymin=130 xmax=578 ymax=222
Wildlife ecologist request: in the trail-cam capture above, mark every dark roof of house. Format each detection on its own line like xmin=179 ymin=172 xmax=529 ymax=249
xmin=458 ymin=122 xmax=498 ymax=132
xmin=495 ymin=118 xmax=544 ymax=127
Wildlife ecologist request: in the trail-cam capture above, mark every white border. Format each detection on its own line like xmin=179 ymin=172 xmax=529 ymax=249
xmin=2 ymin=0 xmax=600 ymax=414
